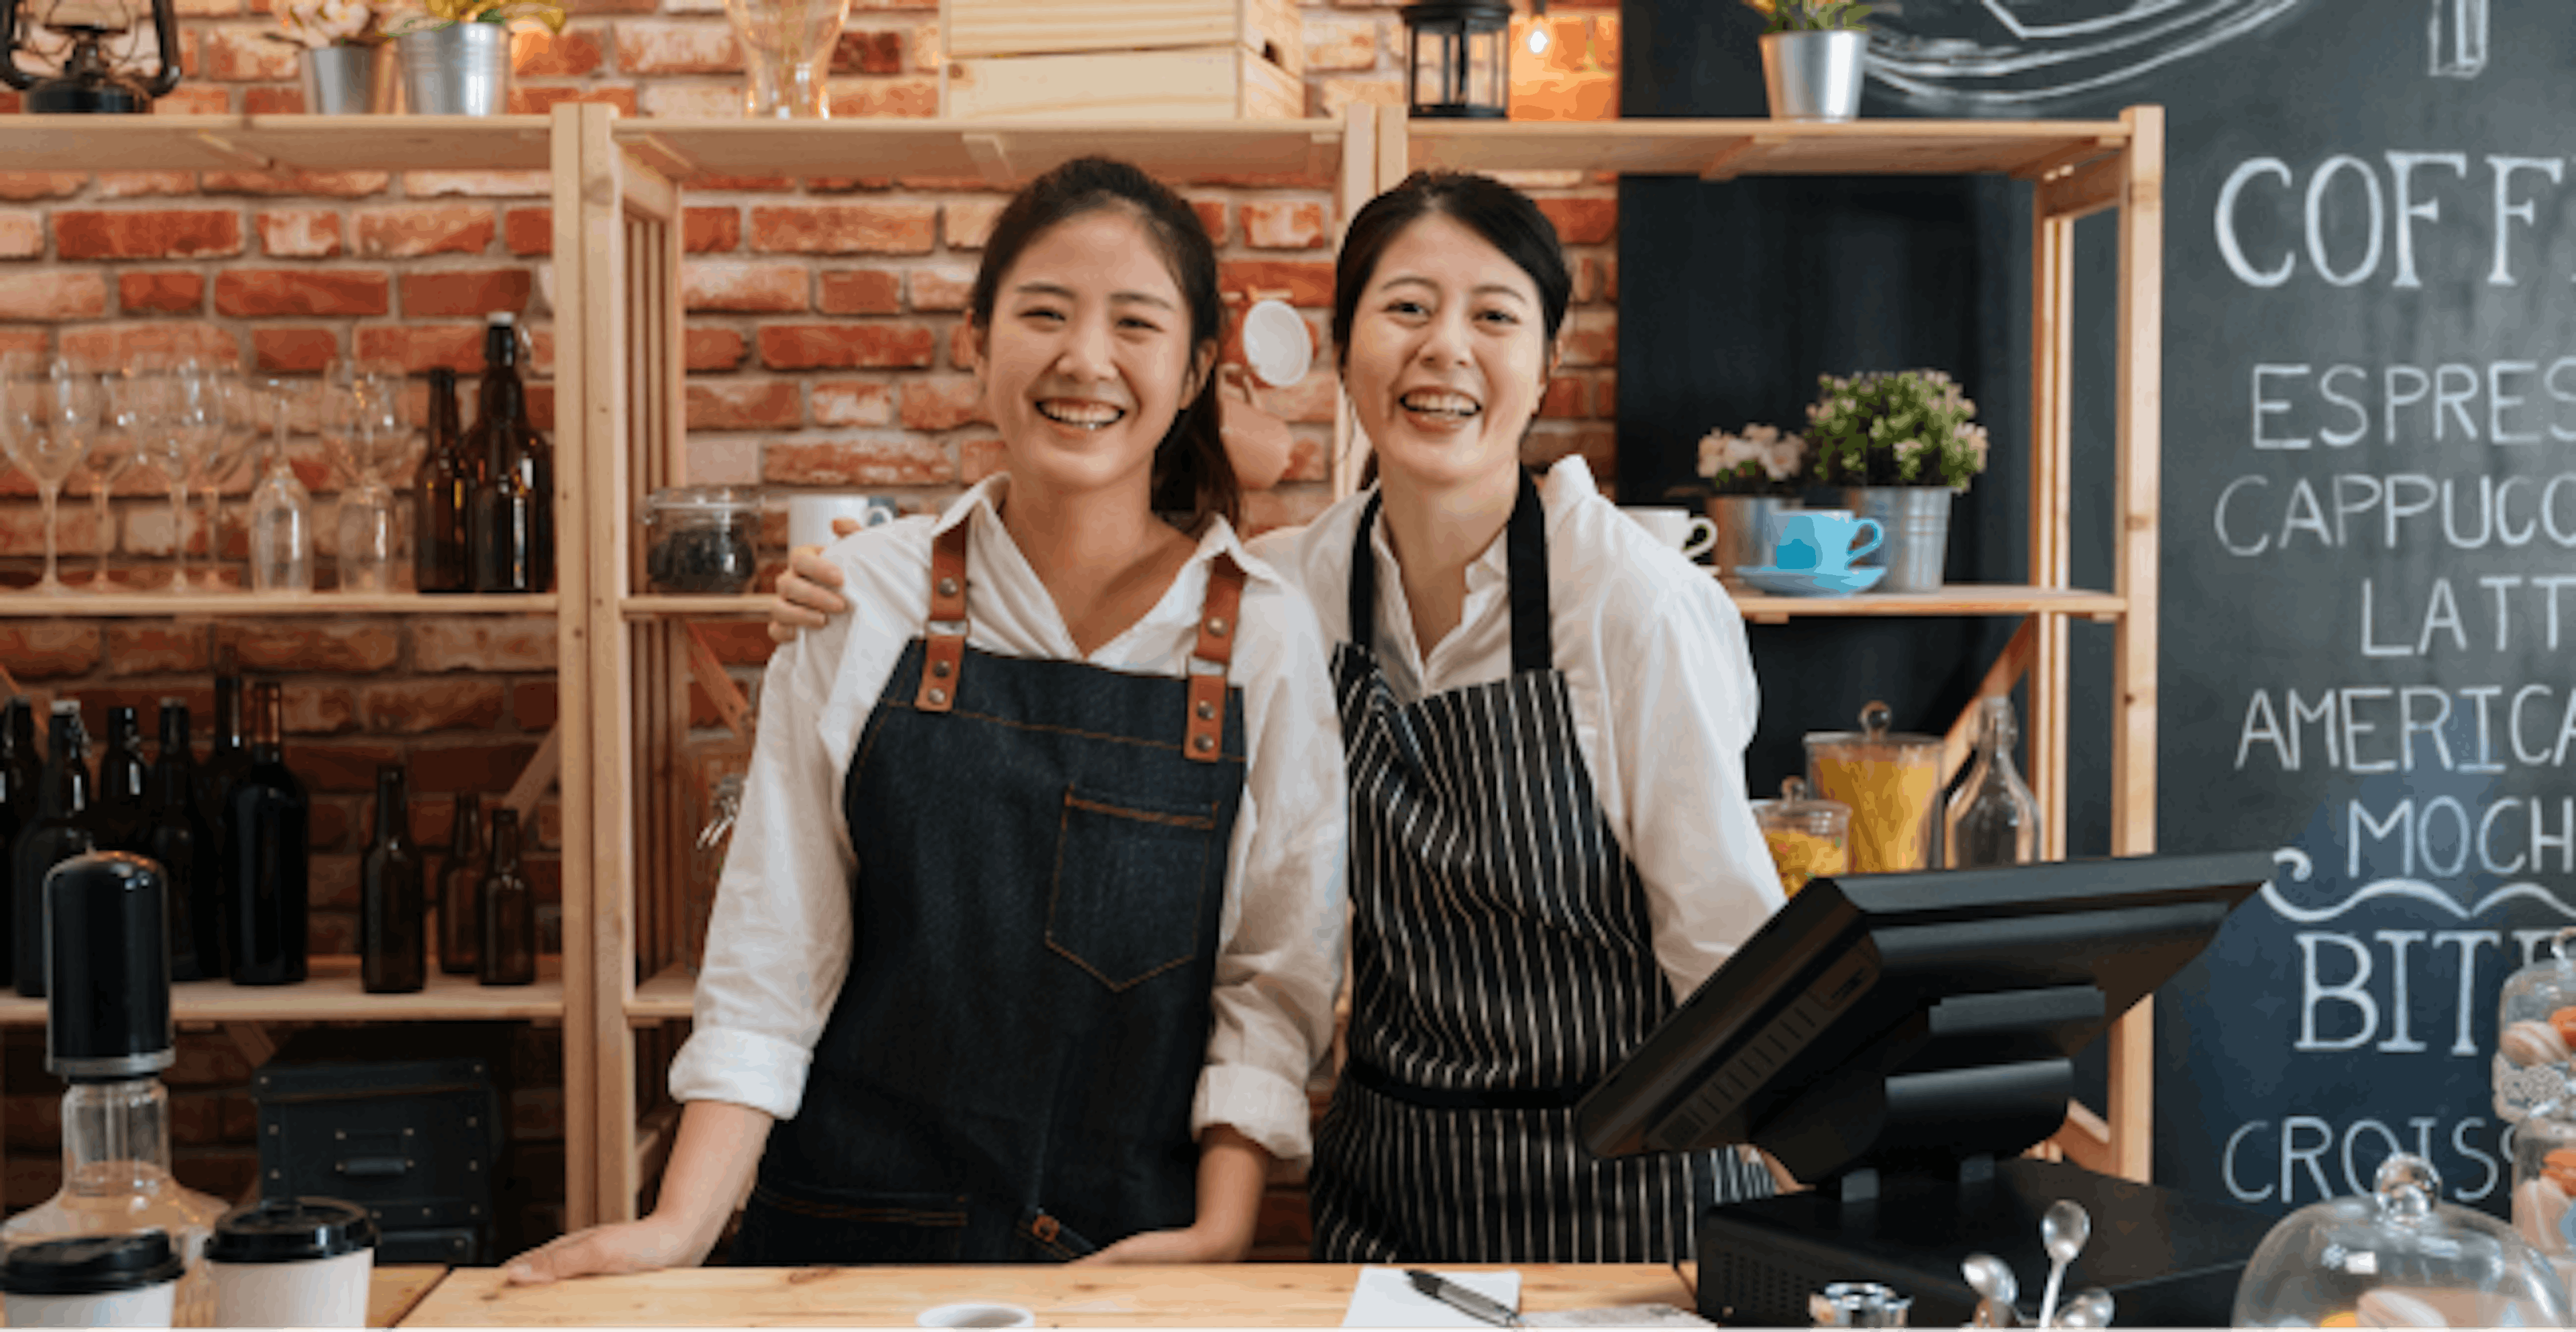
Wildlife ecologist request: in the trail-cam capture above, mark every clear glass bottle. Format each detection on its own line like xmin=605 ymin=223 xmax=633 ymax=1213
xmin=0 ymin=1078 xmax=227 ymax=1326
xmin=1945 ymin=695 xmax=2042 ymax=868
xmin=246 ymin=442 xmax=312 ymax=596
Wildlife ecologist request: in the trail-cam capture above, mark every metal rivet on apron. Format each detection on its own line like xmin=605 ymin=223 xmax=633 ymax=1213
xmin=1206 ymin=617 xmax=1228 ymax=637
xmin=931 ymin=659 xmax=952 ymax=678
xmin=938 ymin=577 xmax=960 ymax=597
xmin=926 ymin=687 xmax=949 ymax=706
xmin=1031 ymin=1215 xmax=1060 ymax=1242
xmin=1193 ymin=734 xmax=1214 ymax=753
xmin=1195 ymin=700 xmax=1215 ymax=720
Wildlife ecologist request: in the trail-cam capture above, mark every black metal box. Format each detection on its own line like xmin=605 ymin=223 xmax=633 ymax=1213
xmin=252 ymin=1023 xmax=509 ymax=1259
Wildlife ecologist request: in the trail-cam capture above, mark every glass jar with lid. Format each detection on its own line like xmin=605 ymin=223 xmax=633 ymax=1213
xmin=2510 ymin=1094 xmax=2576 ymax=1286
xmin=2497 ymin=925 xmax=2576 ymax=1124
xmin=642 ymin=486 xmax=763 ymax=594
xmin=1805 ymin=701 xmax=1943 ymax=873
xmin=1753 ymin=776 xmax=1849 ymax=897
xmin=2233 ymin=1153 xmax=2573 ymax=1328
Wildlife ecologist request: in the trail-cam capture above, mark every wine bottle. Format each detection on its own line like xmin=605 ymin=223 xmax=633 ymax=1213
xmin=193 ymin=676 xmax=248 ymax=982
xmin=359 ymin=764 xmax=426 ymax=994
xmin=0 ymin=696 xmax=37 ymax=988
xmin=464 ymin=314 xmax=553 ymax=594
xmin=438 ymin=792 xmax=482 ymax=976
xmin=95 ymin=705 xmax=150 ymax=854
xmin=223 ymin=681 xmax=309 ymax=986
xmin=142 ymin=699 xmax=219 ymax=983
xmin=478 ymin=807 xmax=535 ymax=986
xmin=11 ymin=702 xmax=99 ymax=998
xmin=413 ymin=367 xmax=473 ymax=595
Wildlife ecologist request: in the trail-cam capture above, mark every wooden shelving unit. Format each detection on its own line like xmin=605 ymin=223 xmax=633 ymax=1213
xmin=0 ymin=956 xmax=566 ymax=1026
xmin=0 ymin=593 xmax=559 ymax=618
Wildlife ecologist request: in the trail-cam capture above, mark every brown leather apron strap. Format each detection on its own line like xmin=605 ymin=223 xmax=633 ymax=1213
xmin=1184 ymin=554 xmax=1246 ymax=762
xmin=916 ymin=522 xmax=969 ymax=714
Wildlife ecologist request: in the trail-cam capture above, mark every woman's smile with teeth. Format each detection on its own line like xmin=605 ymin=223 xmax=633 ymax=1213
xmin=1401 ymin=389 xmax=1482 ymax=419
xmin=1037 ymin=398 xmax=1126 ymax=429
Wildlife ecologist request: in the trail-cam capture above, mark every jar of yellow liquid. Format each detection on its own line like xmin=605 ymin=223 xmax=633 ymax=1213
xmin=1804 ymin=701 xmax=1943 ymax=874
xmin=1753 ymin=776 xmax=1849 ymax=897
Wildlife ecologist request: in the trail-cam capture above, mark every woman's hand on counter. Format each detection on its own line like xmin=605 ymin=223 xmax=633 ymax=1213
xmin=1074 ymin=1222 xmax=1252 ymax=1266
xmin=767 ymin=518 xmax=863 ymax=644
xmin=502 ymin=1215 xmax=706 ymax=1285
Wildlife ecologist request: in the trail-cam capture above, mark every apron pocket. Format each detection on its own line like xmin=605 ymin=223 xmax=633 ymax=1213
xmin=1046 ymin=784 xmax=1219 ymax=990
xmin=734 ymin=1181 xmax=969 ymax=1265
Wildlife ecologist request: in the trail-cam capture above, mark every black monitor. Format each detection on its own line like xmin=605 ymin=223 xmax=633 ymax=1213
xmin=1576 ymin=850 xmax=2279 ymax=1327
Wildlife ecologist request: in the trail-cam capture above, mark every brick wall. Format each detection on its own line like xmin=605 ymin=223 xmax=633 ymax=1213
xmin=0 ymin=0 xmax=1619 ymax=1251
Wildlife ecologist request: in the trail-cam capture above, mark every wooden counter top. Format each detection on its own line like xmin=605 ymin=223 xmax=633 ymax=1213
xmin=400 ymin=1263 xmax=1699 ymax=1327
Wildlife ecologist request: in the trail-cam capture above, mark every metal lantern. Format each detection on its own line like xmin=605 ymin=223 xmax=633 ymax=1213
xmin=0 ymin=0 xmax=181 ymax=112
xmin=1401 ymin=0 xmax=1509 ymax=119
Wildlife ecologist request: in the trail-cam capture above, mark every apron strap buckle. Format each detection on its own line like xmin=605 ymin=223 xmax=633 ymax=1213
xmin=917 ymin=523 xmax=971 ymax=714
xmin=1184 ymin=555 xmax=1246 ymax=762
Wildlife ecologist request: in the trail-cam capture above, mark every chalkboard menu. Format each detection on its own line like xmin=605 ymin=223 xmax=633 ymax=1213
xmin=1622 ymin=0 xmax=2573 ymax=1216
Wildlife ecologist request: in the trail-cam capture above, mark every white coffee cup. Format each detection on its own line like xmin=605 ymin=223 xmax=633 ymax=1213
xmin=0 ymin=1231 xmax=185 ymax=1328
xmin=1622 ymin=506 xmax=1718 ymax=561
xmin=918 ymin=1301 xmax=1038 ymax=1327
xmin=788 ymin=493 xmax=901 ymax=551
xmin=206 ymin=1197 xmax=376 ymax=1329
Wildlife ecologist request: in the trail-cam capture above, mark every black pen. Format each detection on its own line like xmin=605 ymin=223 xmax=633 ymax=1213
xmin=1405 ymin=1268 xmax=1523 ymax=1328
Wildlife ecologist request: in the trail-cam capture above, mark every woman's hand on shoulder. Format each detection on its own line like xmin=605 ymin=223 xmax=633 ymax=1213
xmin=766 ymin=517 xmax=865 ymax=644
xmin=502 ymin=1215 xmax=708 ymax=1285
xmin=1072 ymin=1221 xmax=1253 ymax=1266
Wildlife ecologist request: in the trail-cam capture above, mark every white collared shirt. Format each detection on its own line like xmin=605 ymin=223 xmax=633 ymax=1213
xmin=669 ymin=476 xmax=1349 ymax=1167
xmin=1248 ymin=455 xmax=1786 ymax=1001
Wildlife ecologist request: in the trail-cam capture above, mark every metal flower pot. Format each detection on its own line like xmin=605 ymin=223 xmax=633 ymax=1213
xmin=303 ymin=44 xmax=399 ymax=114
xmin=1707 ymin=494 xmax=1796 ymax=580
xmin=1844 ymin=486 xmax=1951 ymax=593
xmin=397 ymin=21 xmax=513 ymax=116
xmin=1760 ymin=29 xmax=1866 ymax=121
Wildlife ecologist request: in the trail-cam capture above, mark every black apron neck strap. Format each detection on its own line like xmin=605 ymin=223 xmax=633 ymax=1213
xmin=1345 ymin=471 xmax=1554 ymax=675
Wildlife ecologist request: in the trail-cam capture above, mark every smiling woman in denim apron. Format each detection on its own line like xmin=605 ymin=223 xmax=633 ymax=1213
xmin=502 ymin=158 xmax=1346 ymax=1281
xmin=768 ymin=172 xmax=1784 ymax=1264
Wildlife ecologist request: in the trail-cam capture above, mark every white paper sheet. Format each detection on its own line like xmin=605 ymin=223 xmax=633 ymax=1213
xmin=1342 ymin=1266 xmax=1525 ymax=1328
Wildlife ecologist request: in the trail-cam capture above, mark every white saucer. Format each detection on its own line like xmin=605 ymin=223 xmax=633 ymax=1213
xmin=1734 ymin=565 xmax=1888 ymax=597
xmin=1242 ymin=299 xmax=1311 ymax=387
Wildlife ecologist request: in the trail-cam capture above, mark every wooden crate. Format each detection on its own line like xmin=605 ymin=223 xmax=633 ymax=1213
xmin=941 ymin=45 xmax=1304 ymax=122
xmin=943 ymin=0 xmax=1301 ymax=79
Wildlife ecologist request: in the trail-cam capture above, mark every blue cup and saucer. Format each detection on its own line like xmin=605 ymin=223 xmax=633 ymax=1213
xmin=1735 ymin=510 xmax=1888 ymax=597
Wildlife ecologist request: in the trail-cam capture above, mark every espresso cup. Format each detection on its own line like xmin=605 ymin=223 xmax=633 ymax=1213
xmin=1772 ymin=509 xmax=1885 ymax=574
xmin=1622 ymin=507 xmax=1718 ymax=561
xmin=787 ymin=493 xmax=900 ymax=551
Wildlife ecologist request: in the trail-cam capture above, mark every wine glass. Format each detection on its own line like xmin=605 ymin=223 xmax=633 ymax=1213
xmin=0 ymin=352 xmax=100 ymax=596
xmin=83 ymin=362 xmax=142 ymax=593
xmin=121 ymin=356 xmax=219 ymax=593
xmin=199 ymin=366 xmax=266 ymax=591
xmin=319 ymin=358 xmax=407 ymax=594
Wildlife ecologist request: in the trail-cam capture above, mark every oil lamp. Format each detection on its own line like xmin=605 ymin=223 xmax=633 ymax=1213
xmin=0 ymin=0 xmax=182 ymax=113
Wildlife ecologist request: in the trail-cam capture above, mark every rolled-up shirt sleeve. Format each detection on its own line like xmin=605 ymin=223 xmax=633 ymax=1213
xmin=1191 ymin=573 xmax=1348 ymax=1169
xmin=665 ymin=638 xmax=858 ymax=1121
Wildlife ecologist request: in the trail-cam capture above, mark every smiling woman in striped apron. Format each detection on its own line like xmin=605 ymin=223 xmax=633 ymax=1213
xmin=766 ymin=170 xmax=1786 ymax=1265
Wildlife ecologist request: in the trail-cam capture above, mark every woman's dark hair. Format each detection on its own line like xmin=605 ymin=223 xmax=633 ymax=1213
xmin=967 ymin=156 xmax=1238 ymax=532
xmin=1330 ymin=169 xmax=1574 ymax=372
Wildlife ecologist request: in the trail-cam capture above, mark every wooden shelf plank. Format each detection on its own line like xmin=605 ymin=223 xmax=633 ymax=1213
xmin=628 ymin=964 xmax=695 ymax=1023
xmin=0 ymin=114 xmax=551 ymax=174
xmin=0 ymin=956 xmax=563 ymax=1027
xmin=1725 ymin=582 xmax=2125 ymax=623
xmin=0 ymin=592 xmax=558 ymax=618
xmin=620 ymin=594 xmax=770 ymax=619
xmin=607 ymin=118 xmax=1346 ymax=185
xmin=1409 ymin=118 xmax=2131 ymax=179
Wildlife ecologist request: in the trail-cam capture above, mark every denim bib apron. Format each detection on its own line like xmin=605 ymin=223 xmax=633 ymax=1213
xmin=730 ymin=516 xmax=1250 ymax=1264
xmin=1309 ymin=474 xmax=1771 ymax=1263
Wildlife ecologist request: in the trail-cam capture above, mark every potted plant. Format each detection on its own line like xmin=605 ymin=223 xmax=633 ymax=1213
xmin=384 ymin=0 xmax=564 ymax=116
xmin=1805 ymin=368 xmax=1989 ymax=591
xmin=272 ymin=0 xmax=394 ymax=114
xmin=1695 ymin=421 xmax=1809 ymax=578
xmin=1743 ymin=0 xmax=1871 ymax=121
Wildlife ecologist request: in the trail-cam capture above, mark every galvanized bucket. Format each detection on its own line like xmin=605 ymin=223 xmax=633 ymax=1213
xmin=1707 ymin=493 xmax=1796 ymax=580
xmin=398 ymin=21 xmax=512 ymax=116
xmin=1760 ymin=30 xmax=1866 ymax=122
xmin=1845 ymin=486 xmax=1951 ymax=593
xmin=303 ymin=44 xmax=399 ymax=114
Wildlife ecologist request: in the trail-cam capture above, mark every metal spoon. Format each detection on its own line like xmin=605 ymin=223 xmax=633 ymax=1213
xmin=2035 ymin=1199 xmax=2090 ymax=1329
xmin=1960 ymin=1253 xmax=2019 ymax=1327
xmin=2059 ymin=1289 xmax=2113 ymax=1329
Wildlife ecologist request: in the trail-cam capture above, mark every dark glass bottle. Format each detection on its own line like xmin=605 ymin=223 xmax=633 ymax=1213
xmin=142 ymin=699 xmax=219 ymax=984
xmin=413 ymin=366 xmax=473 ymax=595
xmin=438 ymin=792 xmax=482 ymax=977
xmin=478 ymin=807 xmax=535 ymax=986
xmin=360 ymin=764 xmax=426 ymax=994
xmin=11 ymin=703 xmax=99 ymax=998
xmin=464 ymin=314 xmax=553 ymax=594
xmin=197 ymin=676 xmax=250 ymax=841
xmin=223 ymin=681 xmax=309 ymax=986
xmin=95 ymin=705 xmax=150 ymax=854
xmin=0 ymin=696 xmax=37 ymax=988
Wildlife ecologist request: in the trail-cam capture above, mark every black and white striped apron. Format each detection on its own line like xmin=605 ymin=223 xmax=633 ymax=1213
xmin=1309 ymin=473 xmax=1770 ymax=1264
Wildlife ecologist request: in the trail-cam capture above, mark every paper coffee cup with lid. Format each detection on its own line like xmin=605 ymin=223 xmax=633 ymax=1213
xmin=207 ymin=1196 xmax=378 ymax=1328
xmin=0 ymin=1231 xmax=186 ymax=1328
